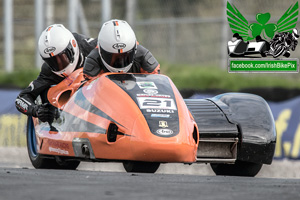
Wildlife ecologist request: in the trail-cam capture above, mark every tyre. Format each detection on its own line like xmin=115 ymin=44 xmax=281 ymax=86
xmin=261 ymin=52 xmax=267 ymax=57
xmin=210 ymin=160 xmax=263 ymax=177
xmin=27 ymin=117 xmax=80 ymax=170
xmin=272 ymin=45 xmax=285 ymax=58
xmin=54 ymin=157 xmax=81 ymax=170
xmin=123 ymin=161 xmax=160 ymax=173
xmin=283 ymin=51 xmax=291 ymax=58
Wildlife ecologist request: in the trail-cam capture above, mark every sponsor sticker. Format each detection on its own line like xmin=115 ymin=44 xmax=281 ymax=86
xmin=137 ymin=94 xmax=171 ymax=98
xmin=72 ymin=39 xmax=77 ymax=47
xmin=112 ymin=43 xmax=126 ymax=50
xmin=15 ymin=99 xmax=29 ymax=111
xmin=137 ymin=97 xmax=177 ymax=110
xmin=49 ymin=147 xmax=69 ymax=155
xmin=44 ymin=46 xmax=56 ymax=54
xmin=159 ymin=121 xmax=168 ymax=128
xmin=156 ymin=129 xmax=174 ymax=136
xmin=151 ymin=114 xmax=170 ymax=118
xmin=48 ymin=140 xmax=69 ymax=150
xmin=146 ymin=109 xmax=175 ymax=113
xmin=137 ymin=82 xmax=157 ymax=89
xmin=143 ymin=89 xmax=158 ymax=95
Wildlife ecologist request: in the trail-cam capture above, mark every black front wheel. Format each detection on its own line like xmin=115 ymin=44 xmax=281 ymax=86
xmin=261 ymin=52 xmax=267 ymax=57
xmin=27 ymin=116 xmax=80 ymax=170
xmin=123 ymin=161 xmax=160 ymax=173
xmin=210 ymin=160 xmax=263 ymax=177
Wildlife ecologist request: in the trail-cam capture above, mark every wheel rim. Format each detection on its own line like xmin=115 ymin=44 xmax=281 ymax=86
xmin=28 ymin=117 xmax=38 ymax=157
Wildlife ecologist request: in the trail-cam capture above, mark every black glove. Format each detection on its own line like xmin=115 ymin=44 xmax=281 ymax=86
xmin=33 ymin=103 xmax=56 ymax=123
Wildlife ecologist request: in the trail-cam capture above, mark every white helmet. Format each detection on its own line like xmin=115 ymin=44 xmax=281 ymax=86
xmin=98 ymin=19 xmax=137 ymax=73
xmin=38 ymin=24 xmax=80 ymax=77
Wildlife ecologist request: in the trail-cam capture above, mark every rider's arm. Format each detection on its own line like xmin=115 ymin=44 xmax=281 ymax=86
xmin=15 ymin=64 xmax=62 ymax=116
xmin=135 ymin=45 xmax=160 ymax=74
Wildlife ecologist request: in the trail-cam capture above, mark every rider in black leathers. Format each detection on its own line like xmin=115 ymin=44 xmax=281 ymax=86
xmin=15 ymin=24 xmax=97 ymax=123
xmin=83 ymin=19 xmax=160 ymax=79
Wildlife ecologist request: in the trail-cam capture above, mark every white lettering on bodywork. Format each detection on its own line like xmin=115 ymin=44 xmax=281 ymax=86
xmin=49 ymin=147 xmax=69 ymax=155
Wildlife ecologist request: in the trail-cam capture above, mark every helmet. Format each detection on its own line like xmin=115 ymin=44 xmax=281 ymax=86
xmin=292 ymin=28 xmax=299 ymax=40
xmin=98 ymin=19 xmax=137 ymax=73
xmin=38 ymin=24 xmax=79 ymax=77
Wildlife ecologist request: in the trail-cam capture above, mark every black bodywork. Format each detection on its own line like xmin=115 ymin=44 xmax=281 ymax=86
xmin=185 ymin=93 xmax=276 ymax=165
xmin=107 ymin=74 xmax=180 ymax=138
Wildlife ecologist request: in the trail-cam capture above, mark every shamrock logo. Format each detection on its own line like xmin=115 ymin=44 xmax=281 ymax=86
xmin=227 ymin=2 xmax=298 ymax=41
xmin=249 ymin=13 xmax=277 ymax=39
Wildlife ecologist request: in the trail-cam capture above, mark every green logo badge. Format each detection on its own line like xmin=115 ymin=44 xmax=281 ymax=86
xmin=227 ymin=2 xmax=299 ymax=41
xmin=227 ymin=2 xmax=299 ymax=73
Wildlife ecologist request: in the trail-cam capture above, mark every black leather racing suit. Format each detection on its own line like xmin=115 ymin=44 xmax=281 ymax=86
xmin=83 ymin=45 xmax=160 ymax=77
xmin=15 ymin=33 xmax=97 ymax=116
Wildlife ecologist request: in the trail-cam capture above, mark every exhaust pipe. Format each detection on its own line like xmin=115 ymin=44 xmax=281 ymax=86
xmin=73 ymin=138 xmax=95 ymax=159
xmin=81 ymin=144 xmax=90 ymax=157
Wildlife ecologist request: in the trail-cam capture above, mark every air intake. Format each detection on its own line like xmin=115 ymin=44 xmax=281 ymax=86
xmin=107 ymin=123 xmax=118 ymax=142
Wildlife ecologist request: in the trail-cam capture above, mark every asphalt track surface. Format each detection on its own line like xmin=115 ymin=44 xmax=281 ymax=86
xmin=1 ymin=167 xmax=300 ymax=200
xmin=1 ymin=148 xmax=300 ymax=200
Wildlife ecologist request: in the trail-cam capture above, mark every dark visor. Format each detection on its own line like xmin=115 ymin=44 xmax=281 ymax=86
xmin=100 ymin=46 xmax=135 ymax=69
xmin=43 ymin=42 xmax=75 ymax=71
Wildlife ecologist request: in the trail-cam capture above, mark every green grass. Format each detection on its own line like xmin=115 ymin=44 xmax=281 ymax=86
xmin=0 ymin=62 xmax=299 ymax=91
xmin=161 ymin=62 xmax=300 ymax=91
xmin=0 ymin=69 xmax=39 ymax=88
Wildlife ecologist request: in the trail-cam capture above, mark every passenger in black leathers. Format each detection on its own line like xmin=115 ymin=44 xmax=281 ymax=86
xmin=15 ymin=24 xmax=97 ymax=123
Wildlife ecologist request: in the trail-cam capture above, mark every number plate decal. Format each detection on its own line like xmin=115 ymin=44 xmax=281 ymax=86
xmin=137 ymin=97 xmax=177 ymax=110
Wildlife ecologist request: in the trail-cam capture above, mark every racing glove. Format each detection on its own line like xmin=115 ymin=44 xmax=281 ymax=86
xmin=32 ymin=103 xmax=56 ymax=123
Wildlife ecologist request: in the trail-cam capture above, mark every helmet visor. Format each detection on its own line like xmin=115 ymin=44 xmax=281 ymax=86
xmin=100 ymin=46 xmax=135 ymax=69
xmin=43 ymin=42 xmax=75 ymax=71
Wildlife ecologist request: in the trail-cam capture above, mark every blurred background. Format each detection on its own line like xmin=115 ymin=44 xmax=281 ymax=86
xmin=1 ymin=0 xmax=300 ymax=90
xmin=1 ymin=0 xmax=300 ymax=71
xmin=1 ymin=0 xmax=300 ymax=176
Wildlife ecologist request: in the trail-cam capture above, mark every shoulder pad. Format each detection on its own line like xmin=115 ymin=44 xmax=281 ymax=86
xmin=135 ymin=45 xmax=159 ymax=73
